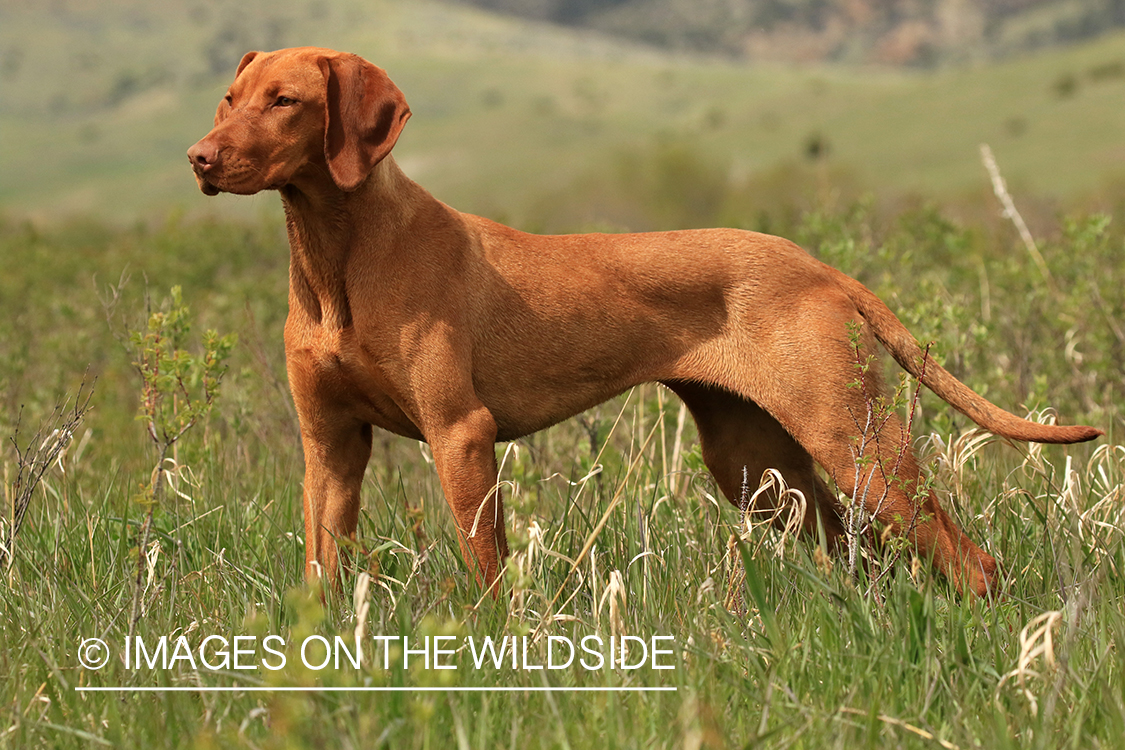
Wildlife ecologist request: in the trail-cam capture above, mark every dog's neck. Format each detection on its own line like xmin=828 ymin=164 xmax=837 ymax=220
xmin=280 ymin=156 xmax=425 ymax=329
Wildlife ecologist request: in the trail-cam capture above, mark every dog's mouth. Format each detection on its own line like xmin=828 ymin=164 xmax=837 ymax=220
xmin=192 ymin=163 xmax=281 ymax=196
xmin=192 ymin=170 xmax=221 ymax=196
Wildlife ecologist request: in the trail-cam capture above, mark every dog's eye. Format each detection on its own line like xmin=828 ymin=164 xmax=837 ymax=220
xmin=274 ymin=96 xmax=297 ymax=107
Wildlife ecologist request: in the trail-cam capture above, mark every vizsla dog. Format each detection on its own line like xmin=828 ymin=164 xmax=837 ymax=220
xmin=188 ymin=47 xmax=1102 ymax=598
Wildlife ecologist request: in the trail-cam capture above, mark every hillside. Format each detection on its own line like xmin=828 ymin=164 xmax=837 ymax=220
xmin=3 ymin=0 xmax=1125 ymax=226
xmin=455 ymin=0 xmax=1125 ymax=64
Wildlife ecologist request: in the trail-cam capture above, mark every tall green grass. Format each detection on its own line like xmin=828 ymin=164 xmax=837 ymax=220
xmin=0 ymin=201 xmax=1122 ymax=748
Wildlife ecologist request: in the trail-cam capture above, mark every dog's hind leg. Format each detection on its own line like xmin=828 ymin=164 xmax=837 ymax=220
xmin=727 ymin=311 xmax=999 ymax=597
xmin=666 ymin=381 xmax=848 ymax=550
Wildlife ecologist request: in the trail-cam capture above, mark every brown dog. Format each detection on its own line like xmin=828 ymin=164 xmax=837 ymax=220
xmin=188 ymin=47 xmax=1101 ymax=598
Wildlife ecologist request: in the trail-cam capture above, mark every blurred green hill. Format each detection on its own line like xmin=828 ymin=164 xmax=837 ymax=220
xmin=456 ymin=0 xmax=1125 ymax=64
xmin=3 ymin=0 xmax=1125 ymax=227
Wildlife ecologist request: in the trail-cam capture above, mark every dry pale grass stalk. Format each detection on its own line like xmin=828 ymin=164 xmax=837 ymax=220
xmin=3 ymin=378 xmax=95 ymax=571
xmin=589 ymin=545 xmax=599 ymax=614
xmin=373 ymin=537 xmax=431 ymax=622
xmin=723 ymin=468 xmax=808 ymax=612
xmin=151 ymin=457 xmax=198 ymax=502
xmin=837 ymin=707 xmax=961 ymax=750
xmin=507 ymin=519 xmax=545 ymax=621
xmin=922 ymin=428 xmax=996 ymax=503
xmin=723 ymin=535 xmax=743 ymax=613
xmin=143 ymin=539 xmax=161 ymax=597
xmin=353 ymin=571 xmax=372 ymax=659
xmin=468 ymin=441 xmax=519 ymax=541
xmin=1080 ymin=445 xmax=1125 ymax=553
xmin=598 ymin=569 xmax=627 ymax=639
xmin=532 ymin=413 xmax=659 ymax=640
xmin=1059 ymin=454 xmax=1084 ymax=536
xmin=668 ymin=400 xmax=689 ymax=495
xmin=1012 ymin=411 xmax=1090 ymax=545
xmin=1018 ymin=409 xmax=1062 ymax=480
xmin=657 ymin=386 xmax=668 ymax=480
xmin=739 ymin=468 xmax=807 ymax=560
xmin=997 ymin=610 xmax=1063 ymax=714
xmin=979 ymin=143 xmax=1055 ymax=293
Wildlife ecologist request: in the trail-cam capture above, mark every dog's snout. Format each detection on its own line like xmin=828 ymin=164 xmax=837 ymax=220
xmin=188 ymin=138 xmax=224 ymax=195
xmin=187 ymin=140 xmax=219 ymax=171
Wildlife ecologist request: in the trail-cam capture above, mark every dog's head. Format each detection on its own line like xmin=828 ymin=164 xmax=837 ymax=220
xmin=187 ymin=47 xmax=411 ymax=196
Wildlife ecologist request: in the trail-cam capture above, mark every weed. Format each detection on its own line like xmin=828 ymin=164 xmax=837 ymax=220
xmin=2 ymin=376 xmax=94 ymax=570
xmin=124 ymin=285 xmax=236 ymax=639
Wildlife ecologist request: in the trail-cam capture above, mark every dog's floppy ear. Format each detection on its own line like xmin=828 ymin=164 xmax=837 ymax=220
xmin=214 ymin=52 xmax=261 ymax=125
xmin=235 ymin=51 xmax=260 ymax=78
xmin=319 ymin=54 xmax=411 ymax=192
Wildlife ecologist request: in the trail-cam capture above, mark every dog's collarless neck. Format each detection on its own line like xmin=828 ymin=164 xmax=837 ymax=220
xmin=282 ymin=194 xmax=354 ymax=330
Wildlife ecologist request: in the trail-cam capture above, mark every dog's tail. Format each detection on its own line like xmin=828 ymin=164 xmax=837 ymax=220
xmin=837 ymin=270 xmax=1103 ymax=444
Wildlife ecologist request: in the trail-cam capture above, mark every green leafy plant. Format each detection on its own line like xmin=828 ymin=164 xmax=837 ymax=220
xmin=126 ymin=285 xmax=236 ymax=637
xmin=843 ymin=320 xmax=934 ymax=593
xmin=130 ymin=285 xmax=235 ymax=451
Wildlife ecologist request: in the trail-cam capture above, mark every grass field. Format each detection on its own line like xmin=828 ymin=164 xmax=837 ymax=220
xmin=1 ymin=201 xmax=1122 ymax=748
xmin=2 ymin=1 xmax=1125 ymax=748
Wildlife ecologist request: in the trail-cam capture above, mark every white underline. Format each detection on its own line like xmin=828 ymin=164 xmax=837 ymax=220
xmin=75 ymin=686 xmax=676 ymax=693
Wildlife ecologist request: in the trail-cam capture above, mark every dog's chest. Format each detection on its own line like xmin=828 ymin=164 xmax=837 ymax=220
xmin=286 ymin=323 xmax=423 ymax=440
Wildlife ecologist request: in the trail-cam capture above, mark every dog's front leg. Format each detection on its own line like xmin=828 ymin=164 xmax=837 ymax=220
xmin=298 ymin=416 xmax=373 ymax=588
xmin=426 ymin=405 xmax=509 ymax=595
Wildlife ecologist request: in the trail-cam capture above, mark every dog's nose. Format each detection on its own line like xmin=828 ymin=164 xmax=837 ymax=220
xmin=187 ymin=140 xmax=219 ymax=172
